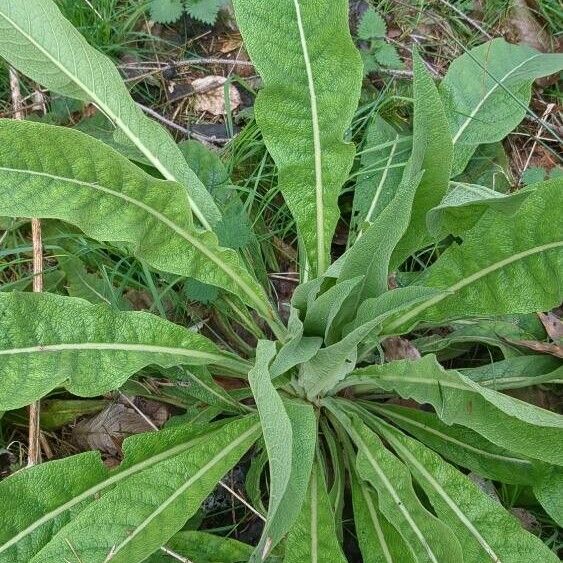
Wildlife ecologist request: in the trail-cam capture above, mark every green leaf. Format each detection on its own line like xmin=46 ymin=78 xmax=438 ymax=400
xmin=0 ymin=416 xmax=259 ymax=562
xmin=0 ymin=292 xmax=248 ymax=410
xmin=521 ymin=166 xmax=547 ymax=186
xmin=185 ymin=0 xmax=227 ymax=24
xmin=233 ymin=0 xmax=363 ymax=275
xmin=374 ymin=43 xmax=403 ymax=69
xmin=534 ymin=468 xmax=563 ymax=527
xmin=385 ymin=179 xmax=563 ymax=331
xmin=441 ymin=38 xmax=563 ymax=175
xmin=349 ymin=355 xmax=563 ymax=466
xmin=390 ymin=51 xmax=453 ymax=268
xmin=0 ymin=0 xmax=220 ymax=228
xmin=427 ymin=182 xmax=534 ymax=238
xmin=149 ymin=0 xmax=184 ymax=23
xmin=284 ymin=461 xmax=347 ymax=563
xmin=377 ymin=420 xmax=559 ymax=563
xmin=453 ymin=142 xmax=512 ymax=191
xmin=358 ymin=7 xmax=386 ymax=40
xmin=352 ymin=116 xmax=410 ymax=233
xmin=248 ymin=341 xmax=317 ymax=560
xmin=0 ymin=119 xmax=274 ymax=321
xmin=146 ymin=531 xmax=254 ymax=562
xmin=331 ymin=407 xmax=463 ymax=563
xmin=369 ymin=404 xmax=538 ymax=486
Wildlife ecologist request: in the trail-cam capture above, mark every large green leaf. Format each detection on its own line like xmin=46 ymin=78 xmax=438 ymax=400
xmin=390 ymin=51 xmax=453 ymax=267
xmin=328 ymin=406 xmax=463 ymax=563
xmin=0 ymin=0 xmax=220 ymax=228
xmin=0 ymin=416 xmax=259 ymax=562
xmin=284 ymin=462 xmax=347 ymax=563
xmin=533 ymin=468 xmax=563 ymax=527
xmin=385 ymin=179 xmax=563 ymax=331
xmin=232 ymin=0 xmax=362 ymax=275
xmin=377 ymin=420 xmax=558 ymax=563
xmin=248 ymin=341 xmax=317 ymax=560
xmin=347 ymin=355 xmax=563 ymax=466
xmin=0 ymin=120 xmax=276 ymax=324
xmin=441 ymin=38 xmax=563 ymax=175
xmin=0 ymin=292 xmax=248 ymax=410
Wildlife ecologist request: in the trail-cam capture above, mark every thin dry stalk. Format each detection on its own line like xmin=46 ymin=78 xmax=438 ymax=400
xmin=9 ymin=67 xmax=44 ymax=467
xmin=521 ymin=103 xmax=556 ymax=177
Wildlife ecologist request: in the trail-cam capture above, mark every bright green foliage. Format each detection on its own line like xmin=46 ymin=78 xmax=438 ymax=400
xmin=0 ymin=0 xmax=562 ymax=560
xmin=150 ymin=0 xmax=228 ymax=25
xmin=0 ymin=0 xmax=220 ymax=227
xmin=149 ymin=0 xmax=184 ymax=23
xmin=233 ymin=0 xmax=363 ymax=276
xmin=441 ymin=38 xmax=563 ymax=175
xmin=0 ymin=292 xmax=247 ymax=410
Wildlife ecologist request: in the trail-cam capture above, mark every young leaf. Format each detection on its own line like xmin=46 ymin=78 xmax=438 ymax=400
xmin=348 ymin=355 xmax=563 ymax=466
xmin=374 ymin=43 xmax=403 ymax=69
xmin=185 ymin=0 xmax=227 ymax=24
xmin=0 ymin=120 xmax=274 ymax=322
xmin=0 ymin=292 xmax=248 ymax=410
xmin=149 ymin=0 xmax=184 ymax=23
xmin=0 ymin=416 xmax=259 ymax=561
xmin=385 ymin=179 xmax=563 ymax=331
xmin=333 ymin=409 xmax=463 ymax=563
xmin=248 ymin=341 xmax=317 ymax=560
xmin=358 ymin=7 xmax=386 ymax=40
xmin=0 ymin=0 xmax=220 ymax=228
xmin=390 ymin=51 xmax=453 ymax=268
xmin=232 ymin=0 xmax=363 ymax=275
xmin=284 ymin=462 xmax=347 ymax=563
xmin=377 ymin=421 xmax=559 ymax=563
xmin=441 ymin=38 xmax=563 ymax=175
xmin=369 ymin=404 xmax=538 ymax=486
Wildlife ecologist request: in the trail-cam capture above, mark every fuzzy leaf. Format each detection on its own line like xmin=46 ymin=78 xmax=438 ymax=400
xmin=284 ymin=462 xmax=347 ymax=562
xmin=233 ymin=0 xmax=363 ymax=275
xmin=373 ymin=42 xmax=403 ymax=69
xmin=185 ymin=0 xmax=227 ymax=24
xmin=0 ymin=120 xmax=273 ymax=320
xmin=0 ymin=0 xmax=220 ymax=227
xmin=378 ymin=421 xmax=559 ymax=563
xmin=149 ymin=0 xmax=184 ymax=23
xmin=441 ymin=38 xmax=563 ymax=175
xmin=0 ymin=292 xmax=248 ymax=410
xmin=0 ymin=416 xmax=259 ymax=562
xmin=349 ymin=355 xmax=563 ymax=466
xmin=533 ymin=469 xmax=563 ymax=527
xmin=358 ymin=7 xmax=386 ymax=39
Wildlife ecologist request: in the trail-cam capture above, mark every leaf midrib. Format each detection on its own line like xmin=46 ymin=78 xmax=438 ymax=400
xmin=0 ymin=5 xmax=212 ymax=229
xmin=1 ymin=166 xmax=268 ymax=317
xmin=1 ymin=423 xmax=257 ymax=556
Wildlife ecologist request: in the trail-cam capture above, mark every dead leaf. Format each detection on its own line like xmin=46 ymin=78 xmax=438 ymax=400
xmin=503 ymin=337 xmax=563 ymax=359
xmin=538 ymin=311 xmax=563 ymax=343
xmin=192 ymin=76 xmax=241 ymax=116
xmin=219 ymin=34 xmax=243 ymax=53
xmin=510 ymin=508 xmax=540 ymax=533
xmin=382 ymin=337 xmax=421 ymax=361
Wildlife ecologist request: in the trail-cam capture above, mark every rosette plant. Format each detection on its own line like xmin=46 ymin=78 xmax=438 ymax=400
xmin=0 ymin=0 xmax=562 ymax=561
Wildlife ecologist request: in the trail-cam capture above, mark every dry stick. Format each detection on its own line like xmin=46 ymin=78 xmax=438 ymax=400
xmin=9 ymin=68 xmax=44 ymax=467
xmin=521 ymin=103 xmax=555 ymax=178
xmin=436 ymin=0 xmax=492 ymax=39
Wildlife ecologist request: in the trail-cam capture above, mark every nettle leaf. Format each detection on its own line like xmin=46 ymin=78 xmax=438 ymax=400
xmin=390 ymin=51 xmax=453 ymax=268
xmin=374 ymin=43 xmax=404 ymax=69
xmin=233 ymin=0 xmax=363 ymax=275
xmin=149 ymin=0 xmax=184 ymax=23
xmin=0 ymin=292 xmax=248 ymax=410
xmin=284 ymin=461 xmax=347 ymax=563
xmin=385 ymin=178 xmax=563 ymax=331
xmin=248 ymin=341 xmax=316 ymax=560
xmin=0 ymin=416 xmax=260 ymax=562
xmin=427 ymin=182 xmax=534 ymax=238
xmin=348 ymin=355 xmax=563 ymax=466
xmin=441 ymin=38 xmax=563 ymax=175
xmin=185 ymin=0 xmax=228 ymax=25
xmin=358 ymin=7 xmax=386 ymax=40
xmin=352 ymin=116 xmax=410 ymax=233
xmin=0 ymin=0 xmax=220 ymax=228
xmin=377 ymin=421 xmax=559 ymax=563
xmin=370 ymin=404 xmax=539 ymax=486
xmin=0 ymin=120 xmax=274 ymax=322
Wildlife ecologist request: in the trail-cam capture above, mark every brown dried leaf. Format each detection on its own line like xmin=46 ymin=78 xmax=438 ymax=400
xmin=538 ymin=312 xmax=563 ymax=343
xmin=192 ymin=76 xmax=241 ymax=116
xmin=382 ymin=336 xmax=421 ymax=361
xmin=503 ymin=337 xmax=563 ymax=359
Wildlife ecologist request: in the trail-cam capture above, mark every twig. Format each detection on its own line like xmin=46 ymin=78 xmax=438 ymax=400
xmin=159 ymin=546 xmax=192 ymax=563
xmin=435 ymin=0 xmax=492 ymax=39
xmin=521 ymin=103 xmax=555 ymax=179
xmin=10 ymin=68 xmax=43 ymax=467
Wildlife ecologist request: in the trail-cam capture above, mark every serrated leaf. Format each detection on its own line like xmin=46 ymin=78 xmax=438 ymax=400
xmin=373 ymin=42 xmax=403 ymax=69
xmin=185 ymin=0 xmax=226 ymax=24
xmin=149 ymin=0 xmax=184 ymax=23
xmin=0 ymin=120 xmax=274 ymax=321
xmin=377 ymin=420 xmax=559 ymax=563
xmin=0 ymin=292 xmax=248 ymax=410
xmin=233 ymin=0 xmax=363 ymax=276
xmin=0 ymin=0 xmax=220 ymax=227
xmin=0 ymin=416 xmax=259 ymax=562
xmin=284 ymin=461 xmax=347 ymax=563
xmin=248 ymin=341 xmax=316 ymax=560
xmin=358 ymin=7 xmax=387 ymax=40
xmin=441 ymin=38 xmax=563 ymax=175
xmin=385 ymin=179 xmax=563 ymax=331
xmin=348 ymin=355 xmax=563 ymax=466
